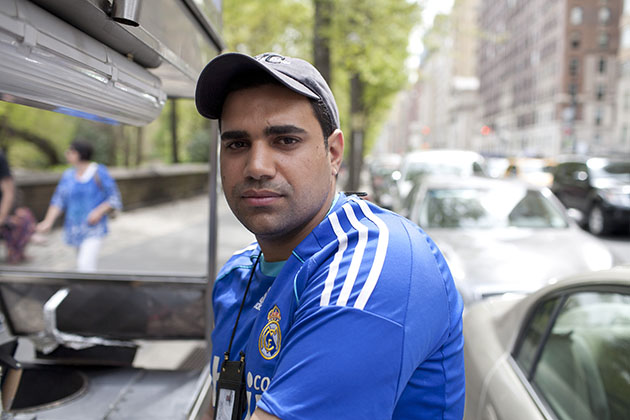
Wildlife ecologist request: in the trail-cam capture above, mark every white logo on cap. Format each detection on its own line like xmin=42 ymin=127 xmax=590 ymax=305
xmin=258 ymin=53 xmax=289 ymax=64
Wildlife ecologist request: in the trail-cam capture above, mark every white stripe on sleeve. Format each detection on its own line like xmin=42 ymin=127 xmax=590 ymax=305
xmin=351 ymin=197 xmax=389 ymax=310
xmin=336 ymin=203 xmax=369 ymax=306
xmin=320 ymin=213 xmax=347 ymax=306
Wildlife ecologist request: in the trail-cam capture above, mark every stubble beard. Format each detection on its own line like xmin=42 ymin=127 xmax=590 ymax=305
xmin=227 ymin=180 xmax=329 ymax=245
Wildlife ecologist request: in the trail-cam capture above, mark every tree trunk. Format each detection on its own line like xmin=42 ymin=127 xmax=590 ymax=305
xmin=2 ymin=125 xmax=61 ymax=165
xmin=170 ymin=99 xmax=179 ymax=163
xmin=313 ymin=0 xmax=333 ymax=84
xmin=135 ymin=126 xmax=144 ymax=166
xmin=347 ymin=73 xmax=365 ymax=192
xmin=123 ymin=126 xmax=131 ymax=167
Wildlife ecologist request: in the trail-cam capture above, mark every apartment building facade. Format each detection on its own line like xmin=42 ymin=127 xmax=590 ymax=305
xmin=478 ymin=0 xmax=622 ymax=156
xmin=616 ymin=0 xmax=630 ymax=152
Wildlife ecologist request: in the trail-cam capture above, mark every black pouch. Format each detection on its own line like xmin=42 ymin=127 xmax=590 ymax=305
xmin=214 ymin=352 xmax=247 ymax=420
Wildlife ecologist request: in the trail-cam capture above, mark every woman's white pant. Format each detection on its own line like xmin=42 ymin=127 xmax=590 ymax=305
xmin=76 ymin=236 xmax=102 ymax=272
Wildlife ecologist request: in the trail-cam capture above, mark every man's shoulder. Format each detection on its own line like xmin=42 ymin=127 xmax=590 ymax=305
xmin=217 ymin=243 xmax=259 ymax=281
xmin=319 ymin=195 xmax=430 ymax=252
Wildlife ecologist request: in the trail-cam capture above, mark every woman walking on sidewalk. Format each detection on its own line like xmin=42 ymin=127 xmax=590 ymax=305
xmin=37 ymin=139 xmax=122 ymax=272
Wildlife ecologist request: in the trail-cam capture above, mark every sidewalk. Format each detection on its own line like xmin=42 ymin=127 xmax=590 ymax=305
xmin=2 ymin=193 xmax=254 ymax=274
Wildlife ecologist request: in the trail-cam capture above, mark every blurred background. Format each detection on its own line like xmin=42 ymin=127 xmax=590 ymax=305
xmin=0 ymin=2 xmax=629 ymax=418
xmin=0 ymin=0 xmax=627 ymax=276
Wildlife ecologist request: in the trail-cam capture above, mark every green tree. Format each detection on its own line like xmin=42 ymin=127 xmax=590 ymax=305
xmin=222 ymin=0 xmax=420 ymax=190
xmin=0 ymin=102 xmax=76 ymax=168
xmin=329 ymin=0 xmax=421 ymax=189
xmin=223 ymin=0 xmax=313 ymax=55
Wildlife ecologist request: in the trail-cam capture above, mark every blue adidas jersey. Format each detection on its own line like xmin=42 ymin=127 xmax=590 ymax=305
xmin=211 ymin=193 xmax=465 ymax=419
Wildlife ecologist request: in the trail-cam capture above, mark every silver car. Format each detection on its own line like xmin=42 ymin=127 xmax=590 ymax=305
xmin=408 ymin=176 xmax=616 ymax=303
xmin=463 ymin=265 xmax=630 ymax=420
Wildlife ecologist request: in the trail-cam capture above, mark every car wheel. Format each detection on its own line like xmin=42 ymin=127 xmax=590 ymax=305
xmin=588 ymin=204 xmax=607 ymax=235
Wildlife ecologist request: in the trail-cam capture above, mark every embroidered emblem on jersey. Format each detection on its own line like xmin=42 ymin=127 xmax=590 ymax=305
xmin=258 ymin=305 xmax=282 ymax=360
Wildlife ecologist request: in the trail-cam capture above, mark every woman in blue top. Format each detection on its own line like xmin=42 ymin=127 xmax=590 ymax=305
xmin=37 ymin=140 xmax=122 ymax=271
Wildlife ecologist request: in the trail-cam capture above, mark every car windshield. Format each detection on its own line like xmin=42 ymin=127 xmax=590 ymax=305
xmin=419 ymin=187 xmax=568 ymax=229
xmin=405 ymin=161 xmax=475 ymax=180
xmin=588 ymin=160 xmax=630 ymax=181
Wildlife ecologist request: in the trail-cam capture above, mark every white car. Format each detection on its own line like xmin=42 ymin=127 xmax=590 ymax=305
xmin=408 ymin=176 xmax=616 ymax=303
xmin=463 ymin=265 xmax=630 ymax=420
xmin=393 ymin=149 xmax=486 ymax=213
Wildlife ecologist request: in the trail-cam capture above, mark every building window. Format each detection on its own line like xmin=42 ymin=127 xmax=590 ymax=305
xmin=569 ymin=83 xmax=578 ymax=98
xmin=623 ymin=26 xmax=630 ymax=48
xmin=596 ymin=84 xmax=606 ymax=100
xmin=569 ymin=58 xmax=579 ymax=75
xmin=570 ymin=7 xmax=583 ymax=25
xmin=599 ymin=7 xmax=611 ymax=24
xmin=599 ymin=57 xmax=607 ymax=73
xmin=599 ymin=32 xmax=609 ymax=48
xmin=570 ymin=31 xmax=581 ymax=49
xmin=595 ymin=107 xmax=603 ymax=126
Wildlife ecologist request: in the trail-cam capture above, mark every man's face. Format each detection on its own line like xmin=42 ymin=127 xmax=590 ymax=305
xmin=220 ymin=83 xmax=343 ymax=258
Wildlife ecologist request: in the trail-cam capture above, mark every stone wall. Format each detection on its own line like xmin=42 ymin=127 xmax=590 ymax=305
xmin=15 ymin=163 xmax=210 ymax=220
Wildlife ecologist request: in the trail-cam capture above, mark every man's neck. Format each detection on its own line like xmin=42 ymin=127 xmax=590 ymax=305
xmin=257 ymin=190 xmax=339 ymax=262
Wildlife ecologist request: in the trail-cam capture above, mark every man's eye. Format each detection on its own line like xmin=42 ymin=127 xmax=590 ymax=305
xmin=277 ymin=137 xmax=299 ymax=145
xmin=226 ymin=141 xmax=248 ymax=150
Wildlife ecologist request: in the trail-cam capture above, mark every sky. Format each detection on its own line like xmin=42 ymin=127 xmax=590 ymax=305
xmin=406 ymin=0 xmax=455 ymax=80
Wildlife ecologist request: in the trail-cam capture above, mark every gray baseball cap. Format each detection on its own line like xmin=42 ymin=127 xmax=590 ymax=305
xmin=195 ymin=52 xmax=340 ymax=130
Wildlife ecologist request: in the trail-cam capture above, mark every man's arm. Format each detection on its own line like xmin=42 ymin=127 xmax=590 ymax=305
xmin=0 ymin=176 xmax=15 ymax=225
xmin=36 ymin=205 xmax=62 ymax=233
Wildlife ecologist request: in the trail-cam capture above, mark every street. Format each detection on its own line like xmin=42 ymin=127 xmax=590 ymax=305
xmin=8 ymin=192 xmax=628 ymax=275
xmin=11 ymin=193 xmax=255 ymax=275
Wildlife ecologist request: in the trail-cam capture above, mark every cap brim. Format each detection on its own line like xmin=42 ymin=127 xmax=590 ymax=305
xmin=195 ymin=52 xmax=319 ymax=119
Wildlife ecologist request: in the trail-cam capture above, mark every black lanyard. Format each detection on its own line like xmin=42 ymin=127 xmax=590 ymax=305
xmin=214 ymin=251 xmax=261 ymax=420
xmin=225 ymin=251 xmax=261 ymax=358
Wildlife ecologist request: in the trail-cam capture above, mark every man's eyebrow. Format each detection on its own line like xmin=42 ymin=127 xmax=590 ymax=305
xmin=221 ymin=130 xmax=249 ymax=141
xmin=264 ymin=125 xmax=307 ymax=136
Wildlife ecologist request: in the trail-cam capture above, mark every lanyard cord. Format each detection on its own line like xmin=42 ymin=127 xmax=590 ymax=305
xmin=226 ymin=251 xmax=262 ymax=358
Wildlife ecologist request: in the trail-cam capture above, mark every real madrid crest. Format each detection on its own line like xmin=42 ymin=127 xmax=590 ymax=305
xmin=258 ymin=305 xmax=282 ymax=360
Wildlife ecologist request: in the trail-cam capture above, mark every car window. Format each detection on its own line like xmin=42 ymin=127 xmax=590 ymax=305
xmin=589 ymin=160 xmax=630 ymax=181
xmin=527 ymin=291 xmax=630 ymax=420
xmin=555 ymin=162 xmax=585 ymax=185
xmin=514 ymin=297 xmax=561 ymax=375
xmin=418 ymin=187 xmax=569 ymax=229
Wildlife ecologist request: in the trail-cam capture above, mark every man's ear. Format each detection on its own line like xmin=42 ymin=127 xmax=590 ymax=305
xmin=327 ymin=129 xmax=344 ymax=176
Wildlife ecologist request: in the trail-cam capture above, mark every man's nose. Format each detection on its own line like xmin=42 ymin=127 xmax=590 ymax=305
xmin=244 ymin=142 xmax=276 ymax=180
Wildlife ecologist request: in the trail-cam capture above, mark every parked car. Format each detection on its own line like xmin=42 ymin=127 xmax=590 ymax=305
xmin=366 ymin=153 xmax=402 ymax=209
xmin=504 ymin=157 xmax=556 ymax=188
xmin=408 ymin=176 xmax=616 ymax=304
xmin=463 ymin=264 xmax=630 ymax=420
xmin=484 ymin=156 xmax=511 ymax=179
xmin=393 ymin=149 xmax=486 ymax=213
xmin=551 ymin=156 xmax=630 ymax=235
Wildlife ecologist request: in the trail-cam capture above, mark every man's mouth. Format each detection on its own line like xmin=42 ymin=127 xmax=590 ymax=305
xmin=241 ymin=190 xmax=282 ymax=206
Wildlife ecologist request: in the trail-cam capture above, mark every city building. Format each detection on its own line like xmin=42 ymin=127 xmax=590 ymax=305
xmin=477 ymin=0 xmax=622 ymax=156
xmin=415 ymin=0 xmax=482 ymax=151
xmin=616 ymin=0 xmax=630 ymax=153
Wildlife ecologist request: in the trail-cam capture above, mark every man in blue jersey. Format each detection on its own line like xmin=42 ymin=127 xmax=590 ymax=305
xmin=195 ymin=52 xmax=465 ymax=420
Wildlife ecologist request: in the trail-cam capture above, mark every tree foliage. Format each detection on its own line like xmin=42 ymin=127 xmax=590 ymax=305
xmin=222 ymin=0 xmax=421 ymax=155
xmin=223 ymin=0 xmax=313 ymax=56
xmin=0 ymin=101 xmax=76 ymax=168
